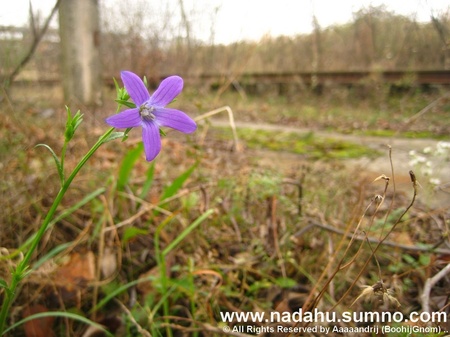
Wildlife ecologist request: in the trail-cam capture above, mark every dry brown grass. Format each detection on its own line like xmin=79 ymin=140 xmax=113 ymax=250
xmin=1 ymin=86 xmax=449 ymax=336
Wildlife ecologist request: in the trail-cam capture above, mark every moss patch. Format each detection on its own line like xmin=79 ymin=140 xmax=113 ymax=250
xmin=216 ymin=127 xmax=379 ymax=160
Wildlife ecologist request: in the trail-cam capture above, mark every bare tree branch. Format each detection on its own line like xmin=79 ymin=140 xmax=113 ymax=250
xmin=2 ymin=0 xmax=61 ymax=88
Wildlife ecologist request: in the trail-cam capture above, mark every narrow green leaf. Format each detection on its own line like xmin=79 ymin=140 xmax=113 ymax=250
xmin=63 ymin=107 xmax=83 ymax=142
xmin=113 ymin=77 xmax=120 ymax=94
xmin=32 ymin=242 xmax=74 ymax=270
xmin=0 ymin=279 xmax=8 ymax=289
xmin=117 ymin=143 xmax=144 ymax=190
xmin=92 ymin=275 xmax=156 ymax=312
xmin=121 ymin=127 xmax=133 ymax=142
xmin=101 ymin=131 xmax=126 ymax=144
xmin=274 ymin=277 xmax=297 ymax=288
xmin=114 ymin=99 xmax=135 ymax=108
xmin=64 ymin=106 xmax=74 ymax=141
xmin=403 ymin=254 xmax=416 ymax=265
xmin=50 ymin=187 xmax=105 ymax=226
xmin=114 ymin=77 xmax=130 ymax=101
xmin=160 ymin=162 xmax=198 ymax=204
xmin=71 ymin=110 xmax=84 ymax=133
xmin=419 ymin=254 xmax=431 ymax=266
xmin=3 ymin=311 xmax=113 ymax=336
xmin=162 ymin=209 xmax=213 ymax=256
xmin=122 ymin=226 xmax=148 ymax=244
xmin=149 ymin=285 xmax=176 ymax=318
xmin=35 ymin=143 xmax=64 ymax=185
xmin=139 ymin=161 xmax=155 ymax=199
xmin=247 ymin=280 xmax=272 ymax=293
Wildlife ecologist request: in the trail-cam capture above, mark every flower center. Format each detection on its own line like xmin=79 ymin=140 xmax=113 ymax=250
xmin=139 ymin=104 xmax=156 ymax=121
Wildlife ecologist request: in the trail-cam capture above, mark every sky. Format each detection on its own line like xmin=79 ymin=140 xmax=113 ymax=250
xmin=1 ymin=0 xmax=449 ymax=44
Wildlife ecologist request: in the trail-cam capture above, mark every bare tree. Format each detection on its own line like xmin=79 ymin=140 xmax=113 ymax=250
xmin=59 ymin=0 xmax=102 ymax=106
xmin=430 ymin=15 xmax=450 ymax=69
xmin=1 ymin=0 xmax=61 ymax=89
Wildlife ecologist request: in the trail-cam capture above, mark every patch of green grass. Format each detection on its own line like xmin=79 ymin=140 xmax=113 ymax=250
xmin=354 ymin=129 xmax=449 ymax=140
xmin=216 ymin=127 xmax=379 ymax=159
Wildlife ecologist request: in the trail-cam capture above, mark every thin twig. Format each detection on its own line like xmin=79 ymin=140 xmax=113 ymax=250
xmin=332 ymin=170 xmax=419 ymax=310
xmin=421 ymin=263 xmax=450 ymax=314
xmin=115 ymin=299 xmax=152 ymax=337
xmin=194 ymin=106 xmax=240 ymax=151
xmin=401 ymin=93 xmax=450 ymax=129
xmin=103 ymin=183 xmax=214 ymax=233
xmin=300 ymin=219 xmax=450 ymax=255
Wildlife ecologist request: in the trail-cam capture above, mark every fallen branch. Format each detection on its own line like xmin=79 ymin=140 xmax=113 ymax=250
xmin=421 ymin=263 xmax=450 ymax=314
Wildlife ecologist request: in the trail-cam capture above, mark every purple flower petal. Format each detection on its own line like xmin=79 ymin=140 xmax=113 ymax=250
xmin=154 ymin=108 xmax=197 ymax=134
xmin=106 ymin=108 xmax=142 ymax=128
xmin=149 ymin=76 xmax=183 ymax=107
xmin=142 ymin=121 xmax=162 ymax=161
xmin=121 ymin=71 xmax=150 ymax=105
xmin=106 ymin=71 xmax=196 ymax=162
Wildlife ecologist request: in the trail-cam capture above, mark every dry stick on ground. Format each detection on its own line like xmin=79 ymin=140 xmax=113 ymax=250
xmin=421 ymin=263 xmax=450 ymax=315
xmin=165 ymin=105 xmax=239 ymax=150
xmin=2 ymin=0 xmax=61 ymax=88
xmin=194 ymin=106 xmax=240 ymax=151
xmin=397 ymin=93 xmax=450 ymax=135
xmin=302 ymin=220 xmax=450 ymax=255
xmin=115 ymin=299 xmax=152 ymax=337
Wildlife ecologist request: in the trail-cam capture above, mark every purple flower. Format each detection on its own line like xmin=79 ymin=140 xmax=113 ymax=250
xmin=106 ymin=71 xmax=196 ymax=161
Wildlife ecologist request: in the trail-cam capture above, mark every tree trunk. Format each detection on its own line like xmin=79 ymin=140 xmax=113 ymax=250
xmin=59 ymin=0 xmax=101 ymax=106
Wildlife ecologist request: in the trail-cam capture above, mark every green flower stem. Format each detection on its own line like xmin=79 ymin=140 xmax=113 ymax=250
xmin=60 ymin=139 xmax=68 ymax=184
xmin=154 ymin=216 xmax=174 ymax=337
xmin=0 ymin=127 xmax=115 ymax=335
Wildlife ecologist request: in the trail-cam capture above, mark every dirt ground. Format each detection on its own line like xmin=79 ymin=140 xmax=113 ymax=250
xmin=210 ymin=119 xmax=450 ymax=208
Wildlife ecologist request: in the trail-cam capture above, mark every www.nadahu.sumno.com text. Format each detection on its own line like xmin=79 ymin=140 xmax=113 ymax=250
xmin=220 ymin=308 xmax=447 ymax=324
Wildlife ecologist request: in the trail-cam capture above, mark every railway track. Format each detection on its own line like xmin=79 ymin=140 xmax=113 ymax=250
xmin=215 ymin=70 xmax=450 ymax=85
xmin=194 ymin=70 xmax=450 ymax=89
xmin=7 ymin=70 xmax=450 ymax=89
